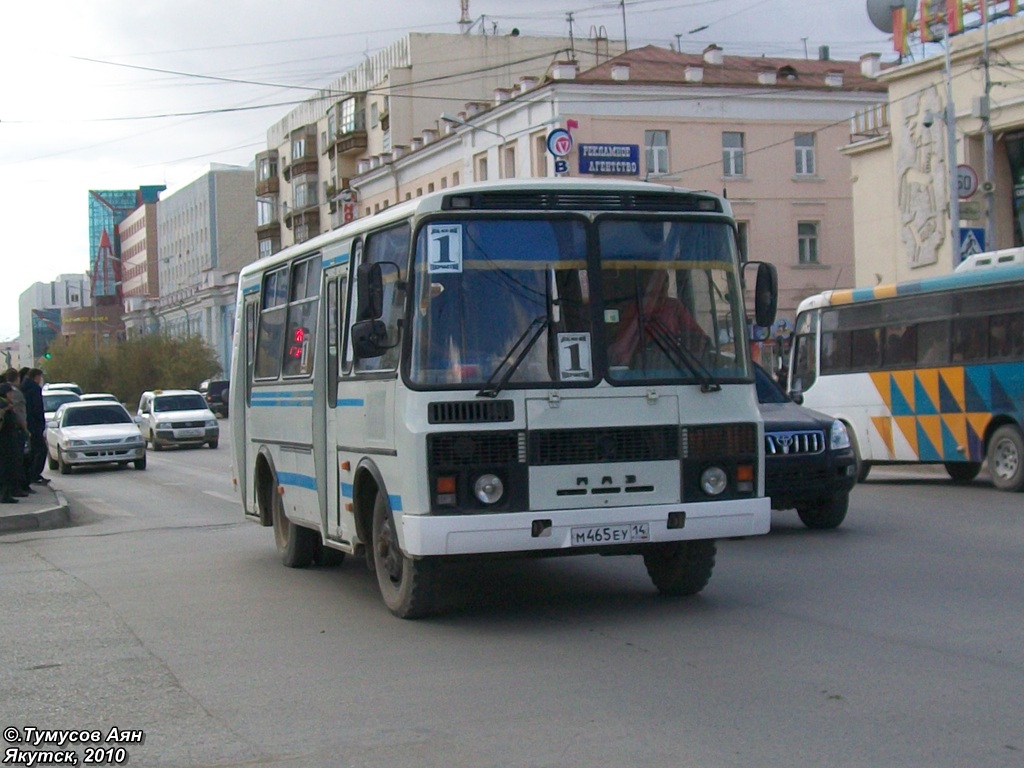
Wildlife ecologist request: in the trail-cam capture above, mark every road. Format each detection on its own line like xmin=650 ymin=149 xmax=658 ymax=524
xmin=1 ymin=425 xmax=1022 ymax=767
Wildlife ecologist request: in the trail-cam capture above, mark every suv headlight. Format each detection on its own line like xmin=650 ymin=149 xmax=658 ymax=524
xmin=206 ymin=419 xmax=218 ymax=428
xmin=830 ymin=420 xmax=851 ymax=451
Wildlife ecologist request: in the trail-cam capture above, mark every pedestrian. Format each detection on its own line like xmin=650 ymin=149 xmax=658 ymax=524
xmin=19 ymin=367 xmax=49 ymax=486
xmin=0 ymin=383 xmax=23 ymax=503
xmin=4 ymin=368 xmax=33 ymax=494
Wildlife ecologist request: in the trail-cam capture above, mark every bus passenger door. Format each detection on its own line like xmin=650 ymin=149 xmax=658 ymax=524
xmin=324 ymin=275 xmax=355 ymax=544
xmin=237 ymin=298 xmax=259 ymax=517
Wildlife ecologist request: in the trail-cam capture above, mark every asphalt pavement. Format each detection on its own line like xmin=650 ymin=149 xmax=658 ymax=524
xmin=0 ymin=478 xmax=70 ymax=534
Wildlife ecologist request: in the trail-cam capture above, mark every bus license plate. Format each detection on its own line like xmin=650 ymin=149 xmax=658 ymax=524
xmin=570 ymin=522 xmax=650 ymax=546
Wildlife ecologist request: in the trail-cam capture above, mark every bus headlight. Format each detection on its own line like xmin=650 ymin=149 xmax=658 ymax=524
xmin=830 ymin=420 xmax=851 ymax=451
xmin=473 ymin=473 xmax=504 ymax=505
xmin=700 ymin=466 xmax=728 ymax=496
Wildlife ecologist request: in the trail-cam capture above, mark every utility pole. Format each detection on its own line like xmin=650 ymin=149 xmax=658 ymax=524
xmin=982 ymin=9 xmax=996 ymax=251
xmin=620 ymin=0 xmax=628 ymax=51
xmin=943 ymin=24 xmax=961 ymax=269
xmin=675 ymin=33 xmax=682 ymax=52
xmin=567 ymin=12 xmax=575 ymax=58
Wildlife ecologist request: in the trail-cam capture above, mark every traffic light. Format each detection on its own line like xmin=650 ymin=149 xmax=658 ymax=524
xmin=44 ymin=351 xmax=51 ymax=359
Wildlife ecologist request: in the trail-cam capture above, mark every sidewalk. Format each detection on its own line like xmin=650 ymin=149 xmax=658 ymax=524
xmin=0 ymin=481 xmax=71 ymax=534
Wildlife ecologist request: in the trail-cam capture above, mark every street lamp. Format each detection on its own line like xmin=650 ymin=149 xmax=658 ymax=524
xmin=440 ymin=112 xmax=509 ymax=179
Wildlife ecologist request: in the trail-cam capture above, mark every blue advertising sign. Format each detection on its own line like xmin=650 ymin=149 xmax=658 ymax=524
xmin=578 ymin=143 xmax=640 ymax=175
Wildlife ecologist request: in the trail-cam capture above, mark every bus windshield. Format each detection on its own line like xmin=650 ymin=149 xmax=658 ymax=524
xmin=408 ymin=216 xmax=748 ymax=388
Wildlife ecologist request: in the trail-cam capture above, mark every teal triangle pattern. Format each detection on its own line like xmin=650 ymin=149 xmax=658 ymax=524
xmin=990 ymin=369 xmax=1016 ymax=412
xmin=964 ymin=367 xmax=989 ymax=413
xmin=938 ymin=374 xmax=962 ymax=414
xmin=916 ymin=421 xmax=941 ymax=461
xmin=914 ymin=375 xmax=938 ymax=415
xmin=941 ymin=419 xmax=961 ymax=460
xmin=890 ymin=375 xmax=914 ymax=416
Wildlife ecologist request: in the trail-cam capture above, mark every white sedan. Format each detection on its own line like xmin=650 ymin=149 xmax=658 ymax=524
xmin=46 ymin=401 xmax=147 ymax=474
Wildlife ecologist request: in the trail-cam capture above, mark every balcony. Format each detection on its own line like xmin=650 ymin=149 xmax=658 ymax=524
xmin=284 ymin=205 xmax=320 ymax=232
xmin=329 ymin=129 xmax=369 ymax=157
xmin=256 ymin=175 xmax=279 ymax=196
xmin=256 ymin=220 xmax=282 ymax=238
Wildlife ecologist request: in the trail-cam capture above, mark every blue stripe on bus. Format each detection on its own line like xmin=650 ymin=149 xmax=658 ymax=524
xmin=277 ymin=472 xmax=317 ymax=490
xmin=336 ymin=398 xmax=365 ymax=407
xmin=339 ymin=482 xmax=402 ymax=512
xmin=323 ymin=253 xmax=350 ymax=268
xmin=831 ymin=263 xmax=1024 ymax=305
xmin=252 ymin=391 xmax=313 ymax=407
xmin=242 ymin=285 xmax=260 ymax=295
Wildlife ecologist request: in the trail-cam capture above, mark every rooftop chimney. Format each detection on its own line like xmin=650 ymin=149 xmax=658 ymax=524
xmin=551 ymin=60 xmax=578 ymax=80
xmin=860 ymin=52 xmax=881 ymax=78
xmin=493 ymin=87 xmax=512 ymax=105
xmin=685 ymin=65 xmax=704 ymax=83
xmin=818 ymin=45 xmax=830 ymax=61
xmin=519 ymin=75 xmax=539 ymax=91
xmin=611 ymin=63 xmax=630 ymax=81
xmin=825 ymin=70 xmax=844 ymax=87
xmin=757 ymin=69 xmax=777 ymax=85
xmin=703 ymin=45 xmax=723 ymax=66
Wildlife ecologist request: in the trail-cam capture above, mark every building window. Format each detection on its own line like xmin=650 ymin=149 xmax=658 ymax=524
xmin=645 ymin=130 xmax=669 ymax=176
xmin=533 ymin=132 xmax=547 ymax=177
xmin=370 ymin=102 xmax=379 ymax=127
xmin=341 ymin=98 xmax=356 ymax=134
xmin=503 ymin=144 xmax=516 ymax=178
xmin=258 ymin=156 xmax=277 ymax=181
xmin=798 ymin=222 xmax=819 ymax=264
xmin=795 ymin=132 xmax=816 ymax=176
xmin=722 ymin=132 xmax=745 ymax=177
xmin=292 ymin=137 xmax=306 ymax=162
xmin=453 ymin=171 xmax=460 ymax=186
xmin=475 ymin=152 xmax=488 ymax=181
xmin=256 ymin=198 xmax=276 ymax=226
xmin=441 ymin=177 xmax=448 ymax=189
xmin=259 ymin=238 xmax=274 ymax=260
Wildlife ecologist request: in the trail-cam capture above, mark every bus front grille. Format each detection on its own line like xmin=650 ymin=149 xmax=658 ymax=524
xmin=528 ymin=426 xmax=679 ymax=466
xmin=428 ymin=431 xmax=525 ymax=466
xmin=428 ymin=400 xmax=514 ymax=424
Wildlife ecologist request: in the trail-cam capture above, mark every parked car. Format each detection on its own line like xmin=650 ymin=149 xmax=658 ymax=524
xmin=137 ymin=389 xmax=219 ymax=450
xmin=80 ymin=393 xmax=119 ymax=402
xmin=43 ymin=382 xmax=83 ymax=396
xmin=755 ymin=364 xmax=858 ymax=529
xmin=42 ymin=390 xmax=81 ymax=422
xmin=45 ymin=400 xmax=146 ymax=473
xmin=199 ymin=379 xmax=230 ymax=417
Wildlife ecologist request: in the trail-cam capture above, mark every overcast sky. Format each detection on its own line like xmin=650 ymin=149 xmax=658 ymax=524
xmin=0 ymin=0 xmax=891 ymax=341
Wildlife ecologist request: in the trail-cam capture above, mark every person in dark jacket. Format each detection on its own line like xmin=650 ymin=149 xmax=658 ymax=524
xmin=4 ymin=368 xmax=32 ymax=495
xmin=19 ymin=368 xmax=49 ymax=485
xmin=1 ymin=383 xmax=23 ymax=503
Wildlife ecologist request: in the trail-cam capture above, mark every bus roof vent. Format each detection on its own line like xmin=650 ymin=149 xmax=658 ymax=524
xmin=428 ymin=400 xmax=514 ymax=424
xmin=441 ymin=191 xmax=720 ymax=213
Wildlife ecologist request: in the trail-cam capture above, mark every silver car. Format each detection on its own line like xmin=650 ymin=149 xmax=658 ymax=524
xmin=46 ymin=401 xmax=147 ymax=473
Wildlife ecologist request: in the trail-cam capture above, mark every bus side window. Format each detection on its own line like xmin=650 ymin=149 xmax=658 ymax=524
xmin=952 ymin=316 xmax=988 ymax=363
xmin=353 ymin=223 xmax=411 ymax=373
xmin=850 ymin=328 xmax=881 ymax=370
xmin=990 ymin=312 xmax=1024 ymax=360
xmin=916 ymin=320 xmax=948 ymax=366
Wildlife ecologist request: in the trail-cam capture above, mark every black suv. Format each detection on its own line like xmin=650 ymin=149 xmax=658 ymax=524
xmin=199 ymin=379 xmax=230 ymax=418
xmin=755 ymin=365 xmax=857 ymax=529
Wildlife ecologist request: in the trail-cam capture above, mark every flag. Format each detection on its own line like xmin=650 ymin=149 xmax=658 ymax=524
xmin=920 ymin=1 xmax=937 ymax=43
xmin=894 ymin=6 xmax=910 ymax=55
xmin=947 ymin=0 xmax=964 ymax=33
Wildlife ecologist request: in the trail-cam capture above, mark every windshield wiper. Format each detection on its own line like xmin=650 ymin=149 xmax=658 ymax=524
xmin=476 ymin=316 xmax=549 ymax=398
xmin=644 ymin=316 xmax=721 ymax=393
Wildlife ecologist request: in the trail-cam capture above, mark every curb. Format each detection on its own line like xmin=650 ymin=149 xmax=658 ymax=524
xmin=0 ymin=490 xmax=72 ymax=534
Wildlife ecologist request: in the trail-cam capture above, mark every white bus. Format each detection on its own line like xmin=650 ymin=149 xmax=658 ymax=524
xmin=787 ymin=261 xmax=1024 ymax=491
xmin=229 ymin=179 xmax=778 ymax=617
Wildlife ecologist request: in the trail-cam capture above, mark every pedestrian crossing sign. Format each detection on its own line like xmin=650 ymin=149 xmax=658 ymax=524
xmin=959 ymin=228 xmax=985 ymax=263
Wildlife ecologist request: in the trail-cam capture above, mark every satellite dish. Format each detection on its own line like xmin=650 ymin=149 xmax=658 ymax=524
xmin=866 ymin=0 xmax=917 ymax=33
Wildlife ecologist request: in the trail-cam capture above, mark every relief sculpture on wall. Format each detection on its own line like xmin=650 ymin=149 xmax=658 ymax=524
xmin=897 ymin=88 xmax=947 ymax=268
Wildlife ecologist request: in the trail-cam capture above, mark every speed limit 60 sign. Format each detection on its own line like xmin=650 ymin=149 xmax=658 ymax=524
xmin=957 ymin=164 xmax=978 ymax=199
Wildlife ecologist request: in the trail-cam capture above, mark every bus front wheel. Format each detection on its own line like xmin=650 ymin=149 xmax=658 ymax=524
xmin=643 ymin=540 xmax=716 ymax=596
xmin=272 ymin=487 xmax=317 ymax=567
xmin=371 ymin=493 xmax=437 ymax=618
xmin=987 ymin=425 xmax=1024 ymax=492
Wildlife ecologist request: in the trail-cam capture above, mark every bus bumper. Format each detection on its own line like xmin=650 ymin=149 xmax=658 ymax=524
xmin=399 ymin=497 xmax=771 ymax=557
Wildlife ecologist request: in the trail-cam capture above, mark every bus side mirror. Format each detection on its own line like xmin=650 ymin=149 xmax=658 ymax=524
xmin=351 ymin=319 xmax=390 ymax=359
xmin=753 ymin=262 xmax=778 ymax=328
xmin=356 ymin=263 xmax=384 ymax=321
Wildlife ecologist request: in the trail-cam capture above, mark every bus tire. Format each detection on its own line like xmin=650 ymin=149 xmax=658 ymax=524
xmin=944 ymin=461 xmax=981 ymax=484
xmin=987 ymin=425 xmax=1024 ymax=492
xmin=797 ymin=490 xmax=849 ymax=529
xmin=272 ymin=489 xmax=316 ymax=568
xmin=643 ymin=539 xmax=716 ymax=596
xmin=371 ymin=493 xmax=436 ymax=618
